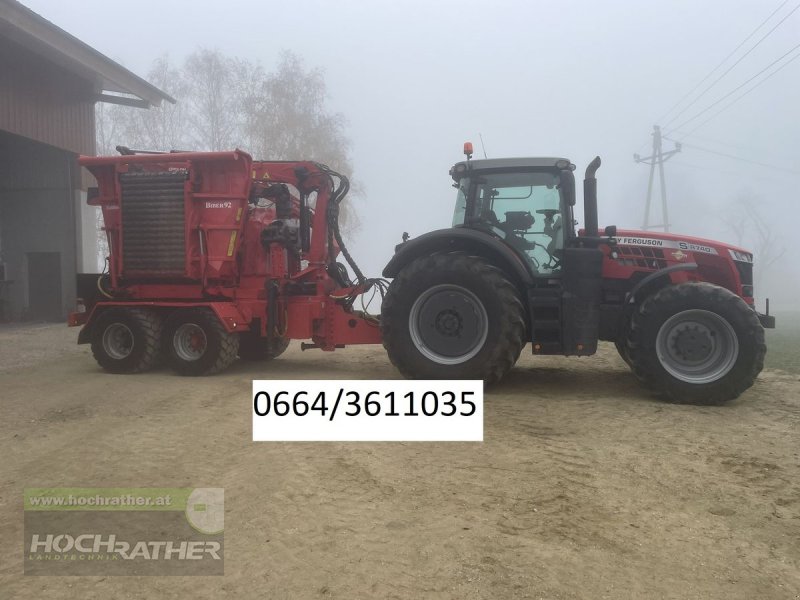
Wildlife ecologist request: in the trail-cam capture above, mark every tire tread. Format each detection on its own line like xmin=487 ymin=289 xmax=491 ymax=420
xmin=90 ymin=308 xmax=163 ymax=374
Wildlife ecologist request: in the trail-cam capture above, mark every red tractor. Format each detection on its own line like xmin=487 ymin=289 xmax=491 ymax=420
xmin=380 ymin=148 xmax=774 ymax=404
xmin=72 ymin=145 xmax=774 ymax=405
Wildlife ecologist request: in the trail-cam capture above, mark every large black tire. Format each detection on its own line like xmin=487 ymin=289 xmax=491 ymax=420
xmin=381 ymin=253 xmax=526 ymax=384
xmin=614 ymin=329 xmax=632 ymax=367
xmin=164 ymin=309 xmax=239 ymax=376
xmin=90 ymin=308 xmax=163 ymax=374
xmin=626 ymin=282 xmax=765 ymax=405
xmin=238 ymin=334 xmax=290 ymax=361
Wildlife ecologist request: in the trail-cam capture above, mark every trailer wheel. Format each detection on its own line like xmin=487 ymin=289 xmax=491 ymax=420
xmin=90 ymin=308 xmax=163 ymax=374
xmin=238 ymin=334 xmax=290 ymax=361
xmin=626 ymin=282 xmax=765 ymax=405
xmin=381 ymin=253 xmax=525 ymax=384
xmin=164 ymin=309 xmax=239 ymax=375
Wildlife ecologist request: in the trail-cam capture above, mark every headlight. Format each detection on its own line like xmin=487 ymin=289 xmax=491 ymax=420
xmin=729 ymin=249 xmax=753 ymax=263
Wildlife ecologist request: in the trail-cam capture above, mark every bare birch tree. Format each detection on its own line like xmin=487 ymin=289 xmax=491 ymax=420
xmin=182 ymin=49 xmax=249 ymax=151
xmin=241 ymin=51 xmax=358 ymax=230
xmin=94 ymin=48 xmax=359 ymax=248
xmin=721 ymin=194 xmax=786 ymax=295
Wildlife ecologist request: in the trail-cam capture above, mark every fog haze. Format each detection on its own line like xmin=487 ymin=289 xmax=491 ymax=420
xmin=25 ymin=0 xmax=800 ymax=308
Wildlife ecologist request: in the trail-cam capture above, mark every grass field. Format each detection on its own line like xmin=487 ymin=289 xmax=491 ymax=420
xmin=765 ymin=311 xmax=800 ymax=374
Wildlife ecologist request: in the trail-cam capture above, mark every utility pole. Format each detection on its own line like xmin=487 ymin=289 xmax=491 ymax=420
xmin=634 ymin=125 xmax=681 ymax=232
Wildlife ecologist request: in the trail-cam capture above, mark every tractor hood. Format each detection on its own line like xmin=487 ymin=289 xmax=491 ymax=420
xmin=605 ymin=229 xmax=753 ymax=263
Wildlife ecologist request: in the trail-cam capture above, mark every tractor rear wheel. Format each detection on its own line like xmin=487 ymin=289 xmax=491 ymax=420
xmin=164 ymin=309 xmax=239 ymax=376
xmin=626 ymin=282 xmax=765 ymax=405
xmin=90 ymin=308 xmax=163 ymax=374
xmin=614 ymin=338 xmax=632 ymax=367
xmin=238 ymin=334 xmax=290 ymax=361
xmin=381 ymin=253 xmax=525 ymax=384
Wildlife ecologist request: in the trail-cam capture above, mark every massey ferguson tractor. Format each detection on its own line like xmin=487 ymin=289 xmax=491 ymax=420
xmin=71 ymin=145 xmax=774 ymax=405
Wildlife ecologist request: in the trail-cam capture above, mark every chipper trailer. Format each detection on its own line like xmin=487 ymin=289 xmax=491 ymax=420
xmin=71 ymin=145 xmax=775 ymax=404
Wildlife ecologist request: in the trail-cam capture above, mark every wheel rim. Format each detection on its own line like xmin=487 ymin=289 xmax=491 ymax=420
xmin=408 ymin=284 xmax=488 ymax=365
xmin=173 ymin=323 xmax=208 ymax=362
xmin=655 ymin=309 xmax=739 ymax=384
xmin=102 ymin=323 xmax=134 ymax=360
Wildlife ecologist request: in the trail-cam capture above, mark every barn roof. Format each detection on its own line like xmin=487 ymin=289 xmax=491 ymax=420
xmin=0 ymin=0 xmax=175 ymax=108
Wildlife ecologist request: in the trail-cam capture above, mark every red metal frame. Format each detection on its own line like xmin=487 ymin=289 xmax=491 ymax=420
xmin=74 ymin=151 xmax=382 ymax=350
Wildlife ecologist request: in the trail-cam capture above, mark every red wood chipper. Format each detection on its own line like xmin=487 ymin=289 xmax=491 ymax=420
xmin=72 ymin=149 xmax=382 ymax=375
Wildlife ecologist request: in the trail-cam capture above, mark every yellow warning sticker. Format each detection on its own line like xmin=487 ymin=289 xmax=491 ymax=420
xmin=236 ymin=207 xmax=243 ymax=222
xmin=227 ymin=231 xmax=237 ymax=256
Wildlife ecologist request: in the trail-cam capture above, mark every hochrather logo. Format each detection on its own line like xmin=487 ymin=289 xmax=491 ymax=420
xmin=28 ymin=535 xmax=221 ymax=560
xmin=24 ymin=488 xmax=224 ymax=576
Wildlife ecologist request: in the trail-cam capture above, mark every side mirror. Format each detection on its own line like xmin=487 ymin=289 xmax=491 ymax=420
xmin=604 ymin=225 xmax=617 ymax=238
xmin=560 ymin=170 xmax=576 ymax=206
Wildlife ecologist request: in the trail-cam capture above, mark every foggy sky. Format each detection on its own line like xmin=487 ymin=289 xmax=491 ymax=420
xmin=24 ymin=0 xmax=800 ymax=309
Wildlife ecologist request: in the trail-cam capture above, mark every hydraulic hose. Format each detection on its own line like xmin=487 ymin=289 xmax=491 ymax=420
xmin=315 ymin=163 xmax=366 ymax=284
xmin=314 ymin=162 xmax=389 ymax=314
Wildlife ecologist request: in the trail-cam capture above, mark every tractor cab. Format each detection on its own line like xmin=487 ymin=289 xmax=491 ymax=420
xmin=449 ymin=156 xmax=577 ymax=276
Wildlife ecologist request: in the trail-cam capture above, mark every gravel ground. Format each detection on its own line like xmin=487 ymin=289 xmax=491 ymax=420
xmin=1 ymin=323 xmax=799 ymax=599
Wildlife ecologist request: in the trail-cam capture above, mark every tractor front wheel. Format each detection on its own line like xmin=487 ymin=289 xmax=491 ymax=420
xmin=381 ymin=253 xmax=525 ymax=384
xmin=164 ymin=309 xmax=239 ymax=376
xmin=90 ymin=308 xmax=163 ymax=374
xmin=626 ymin=282 xmax=765 ymax=404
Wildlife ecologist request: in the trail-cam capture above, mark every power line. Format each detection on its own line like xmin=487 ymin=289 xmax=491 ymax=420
xmin=670 ymin=160 xmax=734 ymax=174
xmin=668 ymin=130 xmax=753 ymax=152
xmin=671 ymin=47 xmax=800 ymax=138
xmin=666 ymin=41 xmax=800 ymax=134
xmin=671 ymin=160 xmax=800 ymax=185
xmin=670 ymin=160 xmax=750 ymax=177
xmin=662 ymin=1 xmax=800 ymax=129
xmin=670 ymin=160 xmax=794 ymax=181
xmin=635 ymin=3 xmax=800 ymax=230
xmin=654 ymin=0 xmax=792 ymax=125
xmin=665 ymin=140 xmax=800 ymax=175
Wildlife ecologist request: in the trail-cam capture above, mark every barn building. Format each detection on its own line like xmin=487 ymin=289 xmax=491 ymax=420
xmin=0 ymin=0 xmax=172 ymax=321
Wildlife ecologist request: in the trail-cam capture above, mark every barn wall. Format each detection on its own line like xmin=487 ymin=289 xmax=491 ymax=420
xmin=0 ymin=131 xmax=77 ymax=321
xmin=0 ymin=35 xmax=95 ymax=156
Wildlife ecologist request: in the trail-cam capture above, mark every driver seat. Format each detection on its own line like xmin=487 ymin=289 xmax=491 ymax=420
xmin=546 ymin=215 xmax=564 ymax=259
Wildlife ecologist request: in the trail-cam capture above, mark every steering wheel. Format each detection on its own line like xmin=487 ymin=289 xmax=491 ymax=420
xmin=536 ymin=209 xmax=560 ymax=220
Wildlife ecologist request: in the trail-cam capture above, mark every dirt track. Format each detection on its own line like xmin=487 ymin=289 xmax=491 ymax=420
xmin=1 ymin=323 xmax=799 ymax=599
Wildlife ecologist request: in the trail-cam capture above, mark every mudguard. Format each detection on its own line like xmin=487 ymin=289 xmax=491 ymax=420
xmin=625 ymin=263 xmax=699 ymax=304
xmin=383 ymin=228 xmax=535 ymax=286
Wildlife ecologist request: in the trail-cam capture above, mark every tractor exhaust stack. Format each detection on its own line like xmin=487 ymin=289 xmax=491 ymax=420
xmin=583 ymin=156 xmax=601 ymax=237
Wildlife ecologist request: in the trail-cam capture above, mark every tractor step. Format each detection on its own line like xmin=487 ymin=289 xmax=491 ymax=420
xmin=527 ymin=288 xmax=563 ymax=354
